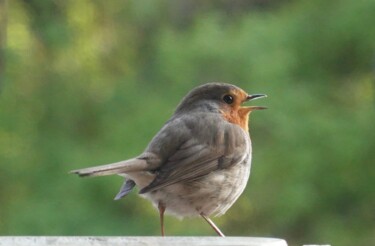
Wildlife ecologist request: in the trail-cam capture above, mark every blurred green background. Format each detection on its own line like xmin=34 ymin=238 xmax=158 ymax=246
xmin=1 ymin=0 xmax=374 ymax=245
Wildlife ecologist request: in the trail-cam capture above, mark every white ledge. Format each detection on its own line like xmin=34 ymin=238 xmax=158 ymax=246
xmin=0 ymin=236 xmax=288 ymax=246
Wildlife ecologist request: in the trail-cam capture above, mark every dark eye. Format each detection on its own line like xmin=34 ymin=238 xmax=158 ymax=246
xmin=223 ymin=95 xmax=234 ymax=104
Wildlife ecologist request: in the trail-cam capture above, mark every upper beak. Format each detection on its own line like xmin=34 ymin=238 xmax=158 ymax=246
xmin=243 ymin=94 xmax=267 ymax=111
xmin=246 ymin=94 xmax=267 ymax=101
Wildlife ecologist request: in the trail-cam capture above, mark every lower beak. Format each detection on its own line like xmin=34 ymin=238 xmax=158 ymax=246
xmin=247 ymin=106 xmax=267 ymax=111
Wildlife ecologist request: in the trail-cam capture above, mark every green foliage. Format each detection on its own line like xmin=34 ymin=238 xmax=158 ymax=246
xmin=1 ymin=0 xmax=374 ymax=245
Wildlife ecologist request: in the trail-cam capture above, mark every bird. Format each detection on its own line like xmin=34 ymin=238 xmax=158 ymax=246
xmin=70 ymin=82 xmax=266 ymax=237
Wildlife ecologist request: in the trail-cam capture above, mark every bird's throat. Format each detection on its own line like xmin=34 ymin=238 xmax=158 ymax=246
xmin=222 ymin=107 xmax=251 ymax=133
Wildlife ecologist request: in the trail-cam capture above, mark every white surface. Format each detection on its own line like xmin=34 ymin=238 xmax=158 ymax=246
xmin=0 ymin=237 xmax=288 ymax=246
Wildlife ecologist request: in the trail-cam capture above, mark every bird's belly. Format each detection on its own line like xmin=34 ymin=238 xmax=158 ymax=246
xmin=140 ymin=158 xmax=251 ymax=218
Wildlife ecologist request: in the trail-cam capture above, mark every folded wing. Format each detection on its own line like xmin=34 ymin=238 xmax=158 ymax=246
xmin=139 ymin=124 xmax=249 ymax=194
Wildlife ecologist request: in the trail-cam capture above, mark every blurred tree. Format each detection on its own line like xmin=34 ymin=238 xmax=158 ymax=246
xmin=0 ymin=0 xmax=374 ymax=246
xmin=0 ymin=0 xmax=6 ymax=89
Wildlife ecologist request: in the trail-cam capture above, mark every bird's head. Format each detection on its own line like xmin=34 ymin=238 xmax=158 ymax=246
xmin=175 ymin=82 xmax=266 ymax=131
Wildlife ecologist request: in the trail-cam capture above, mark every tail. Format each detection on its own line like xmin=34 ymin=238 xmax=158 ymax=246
xmin=70 ymin=158 xmax=148 ymax=177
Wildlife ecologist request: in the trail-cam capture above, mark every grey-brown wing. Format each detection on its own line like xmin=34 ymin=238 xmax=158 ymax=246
xmin=139 ymin=124 xmax=249 ymax=194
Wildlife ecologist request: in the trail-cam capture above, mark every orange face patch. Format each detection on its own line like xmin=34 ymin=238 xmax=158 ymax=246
xmin=220 ymin=89 xmax=251 ymax=132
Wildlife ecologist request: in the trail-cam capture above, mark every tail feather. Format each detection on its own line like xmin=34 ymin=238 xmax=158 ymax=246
xmin=70 ymin=158 xmax=148 ymax=177
xmin=114 ymin=179 xmax=136 ymax=200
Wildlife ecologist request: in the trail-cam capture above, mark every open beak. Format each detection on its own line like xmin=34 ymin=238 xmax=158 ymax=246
xmin=243 ymin=94 xmax=267 ymax=111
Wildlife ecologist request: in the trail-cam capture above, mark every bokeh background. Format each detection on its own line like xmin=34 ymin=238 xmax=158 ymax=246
xmin=1 ymin=0 xmax=374 ymax=245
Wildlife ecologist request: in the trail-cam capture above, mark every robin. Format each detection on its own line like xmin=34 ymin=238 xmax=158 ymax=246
xmin=71 ymin=82 xmax=266 ymax=237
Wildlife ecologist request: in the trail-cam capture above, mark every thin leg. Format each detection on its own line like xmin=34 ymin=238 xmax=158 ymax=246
xmin=200 ymin=213 xmax=225 ymax=237
xmin=158 ymin=202 xmax=166 ymax=237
